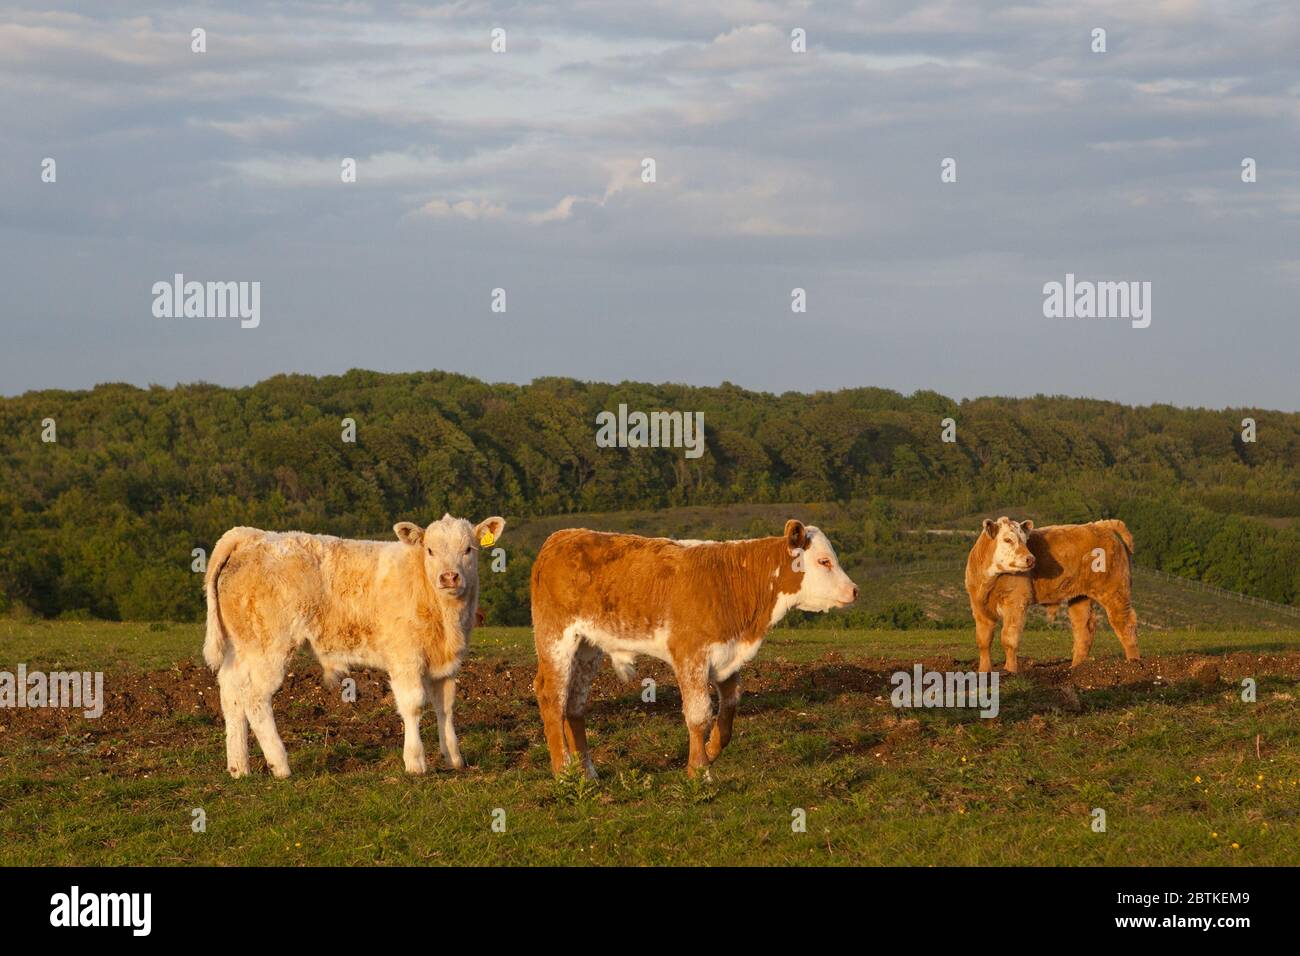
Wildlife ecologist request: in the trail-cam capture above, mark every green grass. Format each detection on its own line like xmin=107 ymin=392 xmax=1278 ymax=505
xmin=771 ymin=624 xmax=1300 ymax=660
xmin=2 ymin=621 xmax=1298 ymax=865
xmin=0 ymin=618 xmax=202 ymax=671
xmin=4 ymin=617 xmax=1294 ymax=672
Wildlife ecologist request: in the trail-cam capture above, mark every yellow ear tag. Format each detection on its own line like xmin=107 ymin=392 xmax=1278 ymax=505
xmin=479 ymin=530 xmax=495 ymax=547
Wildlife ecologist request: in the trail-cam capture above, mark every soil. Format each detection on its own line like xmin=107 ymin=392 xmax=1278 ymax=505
xmin=3 ymin=650 xmax=1297 ymax=772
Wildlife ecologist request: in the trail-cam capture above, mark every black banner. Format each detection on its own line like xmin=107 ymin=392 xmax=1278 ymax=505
xmin=0 ymin=866 xmax=1281 ymax=940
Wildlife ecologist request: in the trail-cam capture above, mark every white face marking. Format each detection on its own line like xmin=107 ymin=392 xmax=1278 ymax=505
xmin=792 ymin=527 xmax=858 ymax=612
xmin=987 ymin=519 xmax=1035 ymax=574
xmin=421 ymin=514 xmax=479 ymax=598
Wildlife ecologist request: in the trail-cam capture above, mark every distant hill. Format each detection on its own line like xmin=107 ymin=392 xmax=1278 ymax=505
xmin=3 ymin=369 xmax=1300 ymax=620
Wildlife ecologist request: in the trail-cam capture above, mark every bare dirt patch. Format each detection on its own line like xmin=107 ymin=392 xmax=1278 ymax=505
xmin=3 ymin=651 xmax=1297 ymax=773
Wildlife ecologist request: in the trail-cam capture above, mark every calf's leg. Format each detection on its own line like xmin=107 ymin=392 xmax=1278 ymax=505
xmin=1100 ymin=595 xmax=1140 ymax=661
xmin=217 ymin=660 xmax=250 ymax=778
xmin=705 ymin=674 xmax=741 ymax=762
xmin=562 ymin=643 xmax=602 ymax=780
xmin=426 ymin=675 xmax=465 ymax=770
xmin=973 ymin=614 xmax=996 ymax=673
xmin=242 ymin=654 xmax=292 ymax=778
xmin=673 ymin=657 xmax=715 ymax=778
xmin=1067 ymin=597 xmax=1097 ymax=666
xmin=390 ymin=670 xmax=427 ymax=775
xmin=533 ymin=632 xmax=573 ymax=776
xmin=997 ymin=600 xmax=1026 ymax=673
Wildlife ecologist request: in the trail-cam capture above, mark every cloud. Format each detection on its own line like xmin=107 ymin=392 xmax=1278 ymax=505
xmin=1 ymin=0 xmax=1298 ymax=410
xmin=1088 ymin=137 xmax=1210 ymax=152
xmin=417 ymin=198 xmax=508 ymax=221
xmin=527 ymin=195 xmax=580 ymax=223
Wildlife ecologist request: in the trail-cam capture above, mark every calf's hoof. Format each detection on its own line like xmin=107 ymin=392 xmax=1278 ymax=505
xmin=404 ymin=755 xmax=428 ymax=775
xmin=228 ymin=765 xmax=249 ymax=779
xmin=270 ymin=765 xmax=292 ymax=779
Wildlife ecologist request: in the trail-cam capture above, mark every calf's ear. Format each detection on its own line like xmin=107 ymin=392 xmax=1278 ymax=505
xmin=784 ymin=519 xmax=808 ymax=553
xmin=982 ymin=518 xmax=997 ymax=539
xmin=394 ymin=522 xmax=425 ymax=546
xmin=1020 ymin=519 xmax=1034 ymax=533
xmin=475 ymin=516 xmax=506 ymax=547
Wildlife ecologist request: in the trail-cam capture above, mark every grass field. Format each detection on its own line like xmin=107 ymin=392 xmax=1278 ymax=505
xmin=2 ymin=618 xmax=1299 ymax=866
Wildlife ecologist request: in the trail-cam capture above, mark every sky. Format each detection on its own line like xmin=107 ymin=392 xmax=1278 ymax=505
xmin=1 ymin=0 xmax=1297 ymax=409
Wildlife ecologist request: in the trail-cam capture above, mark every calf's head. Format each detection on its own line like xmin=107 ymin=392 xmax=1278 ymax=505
xmin=785 ymin=519 xmax=859 ymax=611
xmin=981 ymin=516 xmax=1035 ymax=574
xmin=394 ymin=513 xmax=506 ymax=602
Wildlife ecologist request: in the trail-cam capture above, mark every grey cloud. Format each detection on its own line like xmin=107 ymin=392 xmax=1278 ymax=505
xmin=1 ymin=0 xmax=1297 ymax=412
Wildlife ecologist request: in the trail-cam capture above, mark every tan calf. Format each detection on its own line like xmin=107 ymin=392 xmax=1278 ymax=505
xmin=966 ymin=516 xmax=1139 ymax=672
xmin=530 ymin=520 xmax=858 ymax=778
xmin=203 ymin=514 xmax=504 ymax=778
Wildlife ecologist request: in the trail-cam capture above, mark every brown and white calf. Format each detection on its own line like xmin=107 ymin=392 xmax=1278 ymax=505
xmin=529 ymin=520 xmax=858 ymax=778
xmin=203 ymin=514 xmax=505 ymax=778
xmin=965 ymin=516 xmax=1139 ymax=672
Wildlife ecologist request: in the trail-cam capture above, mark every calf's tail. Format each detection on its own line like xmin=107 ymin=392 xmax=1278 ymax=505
xmin=204 ymin=528 xmax=254 ymax=671
xmin=1096 ymin=519 xmax=1134 ymax=553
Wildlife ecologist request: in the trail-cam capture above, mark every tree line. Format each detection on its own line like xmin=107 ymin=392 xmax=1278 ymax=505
xmin=2 ymin=368 xmax=1299 ymax=624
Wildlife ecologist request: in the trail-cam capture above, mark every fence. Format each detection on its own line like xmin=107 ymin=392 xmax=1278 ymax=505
xmin=1133 ymin=566 xmax=1300 ymax=619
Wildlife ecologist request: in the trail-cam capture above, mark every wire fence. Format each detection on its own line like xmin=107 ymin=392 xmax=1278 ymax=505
xmin=1133 ymin=566 xmax=1300 ymax=619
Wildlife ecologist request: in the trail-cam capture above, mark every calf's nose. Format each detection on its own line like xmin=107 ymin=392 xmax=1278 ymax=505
xmin=1025 ymin=555 xmax=1036 ymax=568
xmin=439 ymin=570 xmax=462 ymax=589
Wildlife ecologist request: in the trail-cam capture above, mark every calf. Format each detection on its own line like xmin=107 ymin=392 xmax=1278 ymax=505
xmin=530 ymin=520 xmax=858 ymax=778
xmin=965 ymin=516 xmax=1138 ymax=672
xmin=203 ymin=513 xmax=505 ymax=778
